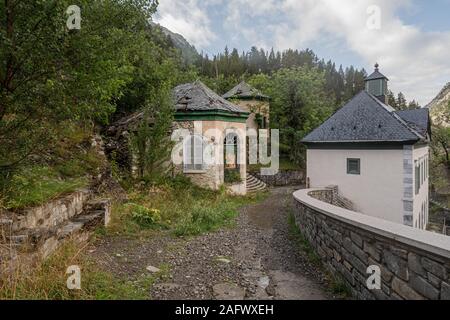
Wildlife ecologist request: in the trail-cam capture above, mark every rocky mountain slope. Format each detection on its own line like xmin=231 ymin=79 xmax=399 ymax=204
xmin=150 ymin=21 xmax=200 ymax=64
xmin=426 ymin=82 xmax=450 ymax=125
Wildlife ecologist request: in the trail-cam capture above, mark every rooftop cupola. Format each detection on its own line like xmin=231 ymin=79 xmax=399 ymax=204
xmin=365 ymin=63 xmax=389 ymax=104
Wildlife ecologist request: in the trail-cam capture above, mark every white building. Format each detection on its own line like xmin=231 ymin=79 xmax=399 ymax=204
xmin=303 ymin=64 xmax=431 ymax=229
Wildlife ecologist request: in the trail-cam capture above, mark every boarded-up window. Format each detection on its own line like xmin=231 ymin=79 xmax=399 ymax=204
xmin=184 ymin=135 xmax=204 ymax=171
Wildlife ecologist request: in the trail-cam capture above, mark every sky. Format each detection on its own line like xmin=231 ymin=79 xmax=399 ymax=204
xmin=154 ymin=0 xmax=450 ymax=106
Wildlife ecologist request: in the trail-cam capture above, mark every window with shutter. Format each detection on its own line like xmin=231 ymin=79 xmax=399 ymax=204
xmin=347 ymin=158 xmax=360 ymax=175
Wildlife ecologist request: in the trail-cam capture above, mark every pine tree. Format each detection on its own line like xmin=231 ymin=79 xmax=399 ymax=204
xmin=387 ymin=90 xmax=398 ymax=108
xmin=408 ymin=100 xmax=421 ymax=109
xmin=397 ymin=92 xmax=408 ymax=110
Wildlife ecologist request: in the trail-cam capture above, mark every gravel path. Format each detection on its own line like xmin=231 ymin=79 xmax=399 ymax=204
xmin=90 ymin=186 xmax=333 ymax=300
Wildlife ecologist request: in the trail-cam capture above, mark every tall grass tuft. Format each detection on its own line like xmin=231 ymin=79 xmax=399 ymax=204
xmin=0 ymin=239 xmax=152 ymax=300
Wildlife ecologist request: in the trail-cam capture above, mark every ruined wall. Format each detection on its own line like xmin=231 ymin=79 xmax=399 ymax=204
xmin=252 ymin=170 xmax=304 ymax=187
xmin=9 ymin=189 xmax=91 ymax=231
xmin=233 ymin=99 xmax=270 ymax=131
xmin=293 ymin=188 xmax=450 ymax=300
xmin=172 ymin=120 xmax=247 ymax=195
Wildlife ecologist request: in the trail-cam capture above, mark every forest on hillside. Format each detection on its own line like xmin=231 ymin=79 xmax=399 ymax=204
xmin=193 ymin=46 xmax=420 ymax=111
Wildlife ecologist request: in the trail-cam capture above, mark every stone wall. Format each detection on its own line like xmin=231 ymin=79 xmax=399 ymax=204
xmin=293 ymin=188 xmax=450 ymax=300
xmin=308 ymin=186 xmax=354 ymax=211
xmin=9 ymin=189 xmax=91 ymax=232
xmin=1 ymin=190 xmax=110 ymax=261
xmin=252 ymin=170 xmax=304 ymax=187
xmin=233 ymin=99 xmax=270 ymax=131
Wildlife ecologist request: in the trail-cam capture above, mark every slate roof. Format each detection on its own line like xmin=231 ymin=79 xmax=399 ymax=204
xmin=395 ymin=108 xmax=430 ymax=137
xmin=365 ymin=64 xmax=389 ymax=81
xmin=302 ymin=90 xmax=426 ymax=144
xmin=222 ymin=81 xmax=270 ymax=100
xmin=173 ymin=81 xmax=248 ymax=114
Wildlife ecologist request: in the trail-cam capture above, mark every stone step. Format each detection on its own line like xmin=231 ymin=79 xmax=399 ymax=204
xmin=246 ymin=173 xmax=268 ymax=194
xmin=248 ymin=183 xmax=267 ymax=189
xmin=1 ymin=203 xmax=108 ymax=255
xmin=246 ymin=181 xmax=265 ymax=188
xmin=246 ymin=175 xmax=263 ymax=182
xmin=0 ymin=219 xmax=13 ymax=226
xmin=247 ymin=184 xmax=268 ymax=193
xmin=6 ymin=234 xmax=29 ymax=244
xmin=247 ymin=179 xmax=267 ymax=188
xmin=247 ymin=188 xmax=267 ymax=194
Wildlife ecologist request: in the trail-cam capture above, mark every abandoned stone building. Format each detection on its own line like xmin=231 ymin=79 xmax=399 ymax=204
xmin=223 ymin=81 xmax=271 ymax=133
xmin=105 ymin=80 xmax=273 ymax=195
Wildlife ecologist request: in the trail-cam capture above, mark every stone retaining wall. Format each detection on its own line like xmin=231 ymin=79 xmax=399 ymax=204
xmin=293 ymin=188 xmax=450 ymax=300
xmin=8 ymin=189 xmax=91 ymax=232
xmin=1 ymin=190 xmax=110 ymax=261
xmin=252 ymin=170 xmax=304 ymax=187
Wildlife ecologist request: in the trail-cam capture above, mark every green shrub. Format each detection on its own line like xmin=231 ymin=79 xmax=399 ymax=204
xmin=224 ymin=169 xmax=242 ymax=184
xmin=127 ymin=203 xmax=161 ymax=227
xmin=106 ymin=175 xmax=264 ymax=237
xmin=174 ymin=200 xmax=239 ymax=236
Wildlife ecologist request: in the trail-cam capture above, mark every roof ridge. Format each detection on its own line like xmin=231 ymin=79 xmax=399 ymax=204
xmin=302 ymin=90 xmax=423 ymax=144
xmin=223 ymin=81 xmax=270 ymax=100
xmin=365 ymin=91 xmax=424 ymax=140
xmin=173 ymin=81 xmax=248 ymax=114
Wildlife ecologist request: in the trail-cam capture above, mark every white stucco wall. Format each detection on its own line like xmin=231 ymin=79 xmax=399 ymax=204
xmin=412 ymin=145 xmax=430 ymax=230
xmin=307 ymin=148 xmax=405 ymax=224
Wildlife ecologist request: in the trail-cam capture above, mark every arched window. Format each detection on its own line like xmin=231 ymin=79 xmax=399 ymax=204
xmin=184 ymin=134 xmax=204 ymax=171
xmin=224 ymin=132 xmax=239 ymax=169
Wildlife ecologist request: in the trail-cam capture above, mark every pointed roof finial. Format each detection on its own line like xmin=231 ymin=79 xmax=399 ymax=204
xmin=365 ymin=62 xmax=389 ymax=81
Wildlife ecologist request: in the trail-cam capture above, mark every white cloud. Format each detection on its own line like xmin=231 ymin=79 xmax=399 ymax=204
xmin=221 ymin=0 xmax=450 ymax=105
xmin=154 ymin=0 xmax=217 ymax=49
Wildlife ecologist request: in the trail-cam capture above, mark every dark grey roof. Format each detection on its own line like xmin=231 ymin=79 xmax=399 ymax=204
xmin=223 ymin=81 xmax=270 ymax=100
xmin=173 ymin=81 xmax=248 ymax=114
xmin=302 ymin=90 xmax=425 ymax=144
xmin=365 ymin=70 xmax=389 ymax=81
xmin=365 ymin=64 xmax=389 ymax=81
xmin=395 ymin=108 xmax=430 ymax=137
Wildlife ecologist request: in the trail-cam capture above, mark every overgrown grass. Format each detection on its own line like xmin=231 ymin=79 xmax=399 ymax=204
xmin=287 ymin=212 xmax=321 ymax=265
xmin=287 ymin=212 xmax=352 ymax=299
xmin=3 ymin=166 xmax=88 ymax=210
xmin=0 ymin=239 xmax=154 ymax=300
xmin=329 ymin=277 xmax=353 ymax=298
xmin=108 ymin=175 xmax=266 ymax=237
xmin=1 ymin=122 xmax=102 ymax=210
